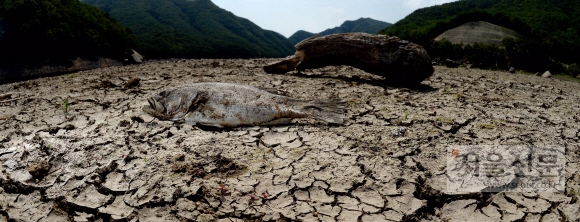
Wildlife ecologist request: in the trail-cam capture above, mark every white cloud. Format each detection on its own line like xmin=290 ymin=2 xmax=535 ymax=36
xmin=403 ymin=0 xmax=456 ymax=9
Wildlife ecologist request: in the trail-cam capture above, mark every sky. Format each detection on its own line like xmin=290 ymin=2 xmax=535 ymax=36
xmin=211 ymin=0 xmax=457 ymax=37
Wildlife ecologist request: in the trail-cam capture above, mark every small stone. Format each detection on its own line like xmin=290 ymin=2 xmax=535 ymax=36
xmin=392 ymin=127 xmax=407 ymax=137
xmin=28 ymin=160 xmax=51 ymax=180
xmin=541 ymin=71 xmax=552 ymax=78
xmin=124 ymin=77 xmax=141 ymax=88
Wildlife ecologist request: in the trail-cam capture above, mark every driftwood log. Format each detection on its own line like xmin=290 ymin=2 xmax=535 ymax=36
xmin=264 ymin=33 xmax=434 ymax=86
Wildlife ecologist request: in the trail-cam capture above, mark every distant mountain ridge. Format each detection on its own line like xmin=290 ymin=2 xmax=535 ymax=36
xmin=287 ymin=30 xmax=316 ymax=46
xmin=379 ymin=0 xmax=580 ymax=73
xmin=288 ymin=18 xmax=392 ymax=45
xmin=84 ymin=0 xmax=294 ymax=59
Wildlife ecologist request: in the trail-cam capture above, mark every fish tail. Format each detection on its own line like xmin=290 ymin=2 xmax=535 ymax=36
xmin=302 ymin=98 xmax=346 ymax=124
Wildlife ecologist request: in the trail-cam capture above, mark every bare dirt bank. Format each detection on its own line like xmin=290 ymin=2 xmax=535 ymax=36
xmin=0 ymin=59 xmax=579 ymax=221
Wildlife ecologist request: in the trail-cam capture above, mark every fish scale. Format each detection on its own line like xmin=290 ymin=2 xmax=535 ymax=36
xmin=143 ymin=82 xmax=345 ymax=128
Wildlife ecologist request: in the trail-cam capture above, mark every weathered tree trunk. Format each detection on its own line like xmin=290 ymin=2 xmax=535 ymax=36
xmin=264 ymin=33 xmax=434 ymax=86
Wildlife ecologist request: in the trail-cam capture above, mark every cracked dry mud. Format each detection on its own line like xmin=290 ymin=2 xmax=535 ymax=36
xmin=0 ymin=59 xmax=579 ymax=222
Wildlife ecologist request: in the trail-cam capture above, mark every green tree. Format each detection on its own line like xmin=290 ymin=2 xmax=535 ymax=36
xmin=0 ymin=0 xmax=137 ymax=63
xmin=568 ymin=63 xmax=580 ymax=77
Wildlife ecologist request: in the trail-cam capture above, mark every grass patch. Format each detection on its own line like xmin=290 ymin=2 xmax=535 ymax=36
xmin=437 ymin=117 xmax=453 ymax=124
xmin=553 ymin=74 xmax=580 ymax=83
xmin=67 ymin=73 xmax=79 ymax=79
xmin=441 ymin=87 xmax=453 ymax=94
xmin=62 ymin=97 xmax=71 ymax=113
xmin=516 ymin=71 xmax=579 ymax=83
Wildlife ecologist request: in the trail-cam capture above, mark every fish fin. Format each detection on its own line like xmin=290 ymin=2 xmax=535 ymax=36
xmin=303 ymin=98 xmax=346 ymax=125
xmin=196 ymin=122 xmax=225 ymax=128
xmin=261 ymin=118 xmax=292 ymax=126
xmin=188 ymin=91 xmax=209 ymax=112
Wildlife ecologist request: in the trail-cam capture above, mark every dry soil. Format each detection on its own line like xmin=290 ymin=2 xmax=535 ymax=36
xmin=0 ymin=59 xmax=579 ymax=221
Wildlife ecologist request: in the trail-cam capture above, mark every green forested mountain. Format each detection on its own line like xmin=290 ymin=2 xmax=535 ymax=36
xmin=380 ymin=0 xmax=580 ymax=73
xmin=84 ymin=0 xmax=294 ymax=59
xmin=0 ymin=0 xmax=137 ymax=62
xmin=288 ymin=18 xmax=392 ymax=45
xmin=319 ymin=18 xmax=392 ymax=36
xmin=288 ymin=30 xmax=316 ymax=46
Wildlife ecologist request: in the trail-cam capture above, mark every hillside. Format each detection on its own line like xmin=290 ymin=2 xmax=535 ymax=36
xmin=84 ymin=0 xmax=294 ymax=59
xmin=288 ymin=18 xmax=392 ymax=45
xmin=434 ymin=21 xmax=520 ymax=46
xmin=379 ymin=0 xmax=580 ymax=72
xmin=0 ymin=0 xmax=137 ymax=64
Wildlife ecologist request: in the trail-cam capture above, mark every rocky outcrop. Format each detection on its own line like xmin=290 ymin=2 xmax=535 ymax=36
xmin=123 ymin=49 xmax=144 ymax=65
xmin=265 ymin=33 xmax=434 ymax=86
xmin=445 ymin=59 xmax=460 ymax=68
xmin=542 ymin=70 xmax=553 ymax=78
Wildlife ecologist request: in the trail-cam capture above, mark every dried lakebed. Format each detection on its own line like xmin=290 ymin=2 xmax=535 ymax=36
xmin=0 ymin=59 xmax=579 ymax=221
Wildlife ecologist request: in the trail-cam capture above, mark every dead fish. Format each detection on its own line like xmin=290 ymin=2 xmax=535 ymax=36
xmin=142 ymin=82 xmax=345 ymax=128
